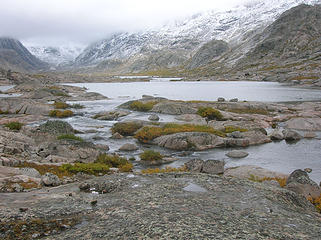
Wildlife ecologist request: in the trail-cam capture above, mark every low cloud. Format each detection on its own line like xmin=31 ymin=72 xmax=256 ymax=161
xmin=0 ymin=0 xmax=250 ymax=45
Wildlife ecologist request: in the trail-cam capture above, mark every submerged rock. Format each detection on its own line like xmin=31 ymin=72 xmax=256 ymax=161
xmin=226 ymin=150 xmax=249 ymax=158
xmin=119 ymin=143 xmax=139 ymax=151
xmin=283 ymin=129 xmax=302 ymax=141
xmin=148 ymin=114 xmax=160 ymax=121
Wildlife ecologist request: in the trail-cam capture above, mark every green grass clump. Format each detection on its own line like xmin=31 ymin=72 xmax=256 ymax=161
xmin=197 ymin=107 xmax=223 ymax=121
xmin=4 ymin=121 xmax=23 ymax=131
xmin=53 ymin=101 xmax=69 ymax=109
xmin=135 ymin=123 xmax=225 ymax=143
xmin=60 ymin=163 xmax=110 ymax=175
xmin=140 ymin=150 xmax=163 ymax=162
xmin=17 ymin=162 xmax=73 ymax=178
xmin=224 ymin=126 xmax=248 ymax=133
xmin=111 ymin=122 xmax=142 ymax=136
xmin=95 ymin=153 xmax=133 ymax=172
xmin=129 ymin=101 xmax=158 ymax=112
xmin=70 ymin=103 xmax=85 ymax=109
xmin=49 ymin=110 xmax=74 ymax=118
xmin=0 ymin=109 xmax=9 ymax=114
xmin=57 ymin=134 xmax=84 ymax=142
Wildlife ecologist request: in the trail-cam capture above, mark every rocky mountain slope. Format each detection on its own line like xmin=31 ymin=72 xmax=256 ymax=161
xmin=0 ymin=38 xmax=48 ymax=72
xmin=73 ymin=0 xmax=320 ymax=74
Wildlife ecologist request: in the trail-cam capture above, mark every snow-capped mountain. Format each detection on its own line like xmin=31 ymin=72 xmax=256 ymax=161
xmin=74 ymin=0 xmax=320 ymax=70
xmin=25 ymin=44 xmax=85 ymax=67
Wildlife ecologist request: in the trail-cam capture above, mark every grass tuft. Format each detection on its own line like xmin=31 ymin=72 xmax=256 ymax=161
xmin=129 ymin=101 xmax=158 ymax=112
xmin=141 ymin=166 xmax=187 ymax=174
xmin=111 ymin=122 xmax=142 ymax=136
xmin=140 ymin=150 xmax=163 ymax=162
xmin=49 ymin=110 xmax=74 ymax=118
xmin=4 ymin=121 xmax=23 ymax=131
xmin=197 ymin=107 xmax=224 ymax=121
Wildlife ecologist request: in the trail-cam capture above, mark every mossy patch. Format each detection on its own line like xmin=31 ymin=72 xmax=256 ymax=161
xmin=248 ymin=174 xmax=287 ymax=187
xmin=111 ymin=121 xmax=142 ymax=136
xmin=307 ymin=194 xmax=321 ymax=213
xmin=197 ymin=107 xmax=224 ymax=121
xmin=135 ymin=123 xmax=225 ymax=143
xmin=129 ymin=101 xmax=158 ymax=112
xmin=49 ymin=110 xmax=74 ymax=118
xmin=140 ymin=150 xmax=163 ymax=162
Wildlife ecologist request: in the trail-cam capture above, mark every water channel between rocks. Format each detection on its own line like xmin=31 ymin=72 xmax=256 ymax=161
xmin=56 ymin=81 xmax=321 ymax=182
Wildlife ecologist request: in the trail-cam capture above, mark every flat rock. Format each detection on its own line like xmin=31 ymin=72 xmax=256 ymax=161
xmin=284 ymin=117 xmax=321 ymax=131
xmin=224 ymin=165 xmax=288 ymax=179
xmin=119 ymin=143 xmax=139 ymax=151
xmin=226 ymin=150 xmax=249 ymax=158
xmin=283 ymin=129 xmax=303 ymax=141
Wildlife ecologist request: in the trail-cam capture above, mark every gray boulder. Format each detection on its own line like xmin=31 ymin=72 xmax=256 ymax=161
xmin=184 ymin=159 xmax=224 ymax=174
xmin=217 ymin=97 xmax=225 ymax=102
xmin=41 ymin=172 xmax=61 ymax=187
xmin=229 ymin=98 xmax=238 ymax=102
xmin=152 ymin=102 xmax=197 ymax=115
xmin=19 ymin=167 xmax=41 ymax=178
xmin=270 ymin=129 xmax=284 ymax=141
xmin=184 ymin=159 xmax=204 ymax=172
xmin=283 ymin=129 xmax=302 ymax=141
xmin=93 ymin=110 xmax=130 ymax=121
xmin=153 ymin=132 xmax=225 ymax=151
xmin=39 ymin=120 xmax=75 ymax=135
xmin=119 ymin=143 xmax=139 ymax=151
xmin=226 ymin=150 xmax=249 ymax=158
xmin=202 ymin=160 xmax=225 ymax=174
xmin=285 ymin=169 xmax=321 ymax=198
xmin=148 ymin=114 xmax=160 ymax=121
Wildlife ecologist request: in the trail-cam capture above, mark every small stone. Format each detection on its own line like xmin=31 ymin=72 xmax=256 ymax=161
xmin=148 ymin=114 xmax=160 ymax=121
xmin=19 ymin=207 xmax=28 ymax=212
xmin=79 ymin=183 xmax=90 ymax=191
xmin=304 ymin=168 xmax=312 ymax=173
xmin=110 ymin=132 xmax=124 ymax=139
xmin=91 ymin=200 xmax=98 ymax=205
xmin=217 ymin=97 xmax=225 ymax=102
xmin=41 ymin=173 xmax=61 ymax=187
xmin=226 ymin=150 xmax=249 ymax=158
xmin=270 ymin=130 xmax=284 ymax=141
xmin=12 ymin=183 xmax=24 ymax=192
xmin=184 ymin=159 xmax=204 ymax=172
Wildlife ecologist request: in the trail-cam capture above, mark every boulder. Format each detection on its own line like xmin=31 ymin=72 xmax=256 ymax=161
xmin=217 ymin=97 xmax=225 ymax=102
xmin=119 ymin=143 xmax=139 ymax=151
xmin=110 ymin=132 xmax=124 ymax=139
xmin=269 ymin=129 xmax=284 ymax=141
xmin=282 ymin=129 xmax=303 ymax=141
xmin=241 ymin=129 xmax=271 ymax=145
xmin=153 ymin=132 xmax=225 ymax=151
xmin=202 ymin=160 xmax=225 ymax=174
xmin=41 ymin=172 xmax=61 ymax=187
xmin=39 ymin=120 xmax=75 ymax=135
xmin=224 ymin=138 xmax=250 ymax=147
xmin=184 ymin=159 xmax=204 ymax=172
xmin=285 ymin=169 xmax=321 ymax=198
xmin=184 ymin=159 xmax=224 ymax=174
xmin=148 ymin=114 xmax=160 ymax=121
xmin=229 ymin=98 xmax=238 ymax=102
xmin=226 ymin=150 xmax=249 ymax=158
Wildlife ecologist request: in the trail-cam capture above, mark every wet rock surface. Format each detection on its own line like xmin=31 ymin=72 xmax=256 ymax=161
xmin=0 ymin=173 xmax=320 ymax=239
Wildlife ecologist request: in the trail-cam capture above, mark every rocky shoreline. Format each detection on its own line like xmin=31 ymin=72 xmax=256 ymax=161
xmin=0 ymin=76 xmax=321 ymax=239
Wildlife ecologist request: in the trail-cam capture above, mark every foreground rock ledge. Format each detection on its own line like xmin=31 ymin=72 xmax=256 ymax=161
xmin=0 ymin=173 xmax=320 ymax=239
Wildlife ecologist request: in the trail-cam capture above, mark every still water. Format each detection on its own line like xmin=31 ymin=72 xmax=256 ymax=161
xmin=63 ymin=81 xmax=321 ymax=182
xmin=66 ymin=81 xmax=321 ymax=102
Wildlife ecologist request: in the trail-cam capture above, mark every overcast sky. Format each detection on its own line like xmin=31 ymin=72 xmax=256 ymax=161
xmin=0 ymin=0 xmax=254 ymax=46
